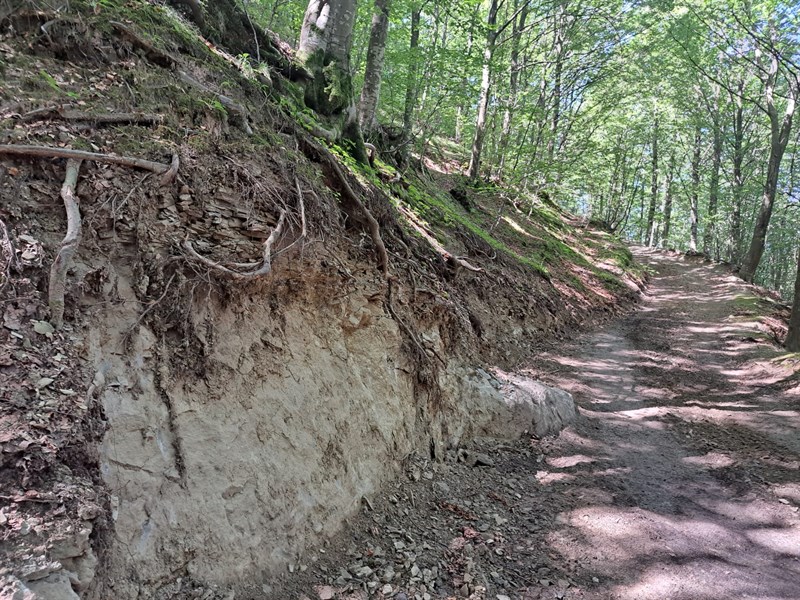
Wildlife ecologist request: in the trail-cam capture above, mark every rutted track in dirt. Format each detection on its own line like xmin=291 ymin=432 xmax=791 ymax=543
xmin=530 ymin=247 xmax=800 ymax=600
xmin=288 ymin=248 xmax=800 ymax=600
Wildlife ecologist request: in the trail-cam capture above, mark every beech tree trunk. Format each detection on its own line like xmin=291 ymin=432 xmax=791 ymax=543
xmin=689 ymin=126 xmax=701 ymax=253
xmin=645 ymin=118 xmax=658 ymax=246
xmin=402 ymin=7 xmax=422 ymax=144
xmin=730 ymin=80 xmax=745 ymax=266
xmin=298 ymin=0 xmax=368 ymax=163
xmin=661 ymin=153 xmax=675 ymax=247
xmin=705 ymin=99 xmax=722 ymax=259
xmin=739 ymin=56 xmax=796 ymax=282
xmin=358 ymin=0 xmax=391 ymax=136
xmin=785 ymin=248 xmax=800 ymax=352
xmin=496 ymin=0 xmax=528 ymax=176
xmin=467 ymin=0 xmax=500 ymax=180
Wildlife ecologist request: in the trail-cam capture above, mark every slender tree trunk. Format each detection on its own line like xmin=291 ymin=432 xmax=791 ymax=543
xmin=785 ymin=248 xmax=800 ymax=351
xmin=298 ymin=0 xmax=368 ymax=163
xmin=547 ymin=2 xmax=565 ymax=165
xmin=661 ymin=153 xmax=676 ymax=247
xmin=704 ymin=87 xmax=722 ymax=258
xmin=497 ymin=0 xmax=528 ymax=176
xmin=645 ymin=118 xmax=659 ymax=246
xmin=689 ymin=126 xmax=701 ymax=253
xmin=358 ymin=0 xmax=391 ymax=136
xmin=402 ymin=6 xmax=422 ymax=143
xmin=730 ymin=80 xmax=745 ymax=266
xmin=467 ymin=0 xmax=500 ymax=180
xmin=740 ymin=58 xmax=797 ymax=282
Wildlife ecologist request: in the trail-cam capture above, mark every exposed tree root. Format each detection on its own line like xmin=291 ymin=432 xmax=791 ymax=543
xmin=0 ymin=145 xmax=178 ymax=185
xmin=396 ymin=203 xmax=484 ymax=275
xmin=177 ymin=71 xmax=253 ymax=135
xmin=297 ymin=135 xmax=389 ymax=278
xmin=182 ymin=175 xmax=307 ymax=277
xmin=386 ymin=279 xmax=445 ymax=366
xmin=184 ymin=210 xmax=286 ymax=278
xmin=48 ymin=158 xmax=82 ymax=329
xmin=160 ymin=153 xmax=180 ymax=187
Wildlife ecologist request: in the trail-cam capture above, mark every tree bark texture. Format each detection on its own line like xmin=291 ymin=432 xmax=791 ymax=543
xmin=730 ymin=80 xmax=745 ymax=266
xmin=402 ymin=6 xmax=422 ymax=144
xmin=689 ymin=126 xmax=701 ymax=253
xmin=661 ymin=153 xmax=675 ymax=247
xmin=740 ymin=58 xmax=796 ymax=282
xmin=298 ymin=0 xmax=368 ymax=162
xmin=358 ymin=0 xmax=391 ymax=135
xmin=704 ymin=87 xmax=721 ymax=258
xmin=645 ymin=118 xmax=658 ymax=246
xmin=785 ymin=248 xmax=800 ymax=352
xmin=497 ymin=0 xmax=528 ymax=176
xmin=468 ymin=0 xmax=500 ymax=180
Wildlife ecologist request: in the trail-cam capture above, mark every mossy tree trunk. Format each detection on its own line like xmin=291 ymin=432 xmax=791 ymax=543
xmin=297 ymin=0 xmax=368 ymax=163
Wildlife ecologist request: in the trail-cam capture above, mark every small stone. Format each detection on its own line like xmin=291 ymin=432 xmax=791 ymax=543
xmin=497 ymin=595 xmax=511 ymax=600
xmin=592 ymin=576 xmax=600 ymax=583
xmin=382 ymin=584 xmax=393 ymax=595
xmin=317 ymin=586 xmax=335 ymax=600
xmin=478 ymin=522 xmax=490 ymax=532
xmin=411 ymin=565 xmax=421 ymax=577
xmin=356 ymin=566 xmax=374 ymax=578
xmin=434 ymin=481 xmax=450 ymax=494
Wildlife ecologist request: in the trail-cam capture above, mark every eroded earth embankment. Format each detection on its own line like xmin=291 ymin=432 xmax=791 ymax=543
xmin=0 ymin=3 xmax=644 ymax=599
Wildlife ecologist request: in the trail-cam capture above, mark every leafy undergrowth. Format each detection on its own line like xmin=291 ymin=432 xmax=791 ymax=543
xmin=0 ymin=1 xmax=645 ymax=598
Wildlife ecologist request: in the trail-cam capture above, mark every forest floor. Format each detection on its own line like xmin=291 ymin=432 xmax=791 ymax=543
xmin=284 ymin=248 xmax=800 ymax=600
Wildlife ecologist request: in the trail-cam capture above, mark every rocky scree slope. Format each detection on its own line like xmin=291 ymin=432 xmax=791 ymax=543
xmin=0 ymin=2 xmax=644 ymax=599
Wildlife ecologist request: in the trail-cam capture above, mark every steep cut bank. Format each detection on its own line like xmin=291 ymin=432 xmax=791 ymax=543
xmin=0 ymin=3 xmax=644 ymax=599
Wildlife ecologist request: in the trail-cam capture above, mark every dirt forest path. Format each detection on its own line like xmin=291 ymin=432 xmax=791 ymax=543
xmin=292 ymin=248 xmax=800 ymax=600
xmin=526 ymin=247 xmax=800 ymax=600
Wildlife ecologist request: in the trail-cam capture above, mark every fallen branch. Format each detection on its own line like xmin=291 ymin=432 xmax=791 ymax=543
xmin=20 ymin=107 xmax=162 ymax=126
xmin=177 ymin=71 xmax=253 ymax=135
xmin=48 ymin=158 xmax=82 ymax=329
xmin=111 ymin=20 xmax=176 ymax=68
xmin=0 ymin=144 xmax=175 ymax=183
xmin=184 ymin=210 xmax=287 ymax=278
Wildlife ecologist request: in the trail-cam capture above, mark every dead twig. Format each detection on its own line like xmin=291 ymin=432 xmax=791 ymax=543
xmin=0 ymin=144 xmax=174 ymax=180
xmin=49 ymin=158 xmax=82 ymax=329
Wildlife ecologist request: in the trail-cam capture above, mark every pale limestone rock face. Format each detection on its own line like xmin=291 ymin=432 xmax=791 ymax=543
xmin=87 ymin=267 xmax=574 ymax=597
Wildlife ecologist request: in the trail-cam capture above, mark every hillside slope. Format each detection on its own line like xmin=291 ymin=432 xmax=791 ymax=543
xmin=0 ymin=2 xmax=644 ymax=599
